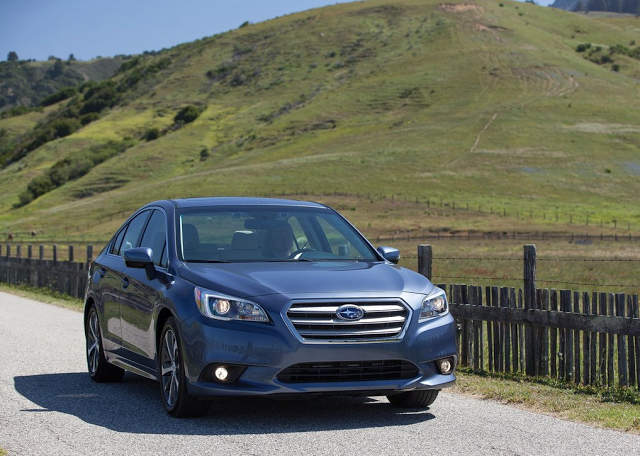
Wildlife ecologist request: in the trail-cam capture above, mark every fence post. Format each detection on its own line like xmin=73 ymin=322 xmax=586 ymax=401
xmin=87 ymin=245 xmax=93 ymax=264
xmin=418 ymin=245 xmax=432 ymax=280
xmin=524 ymin=245 xmax=537 ymax=308
xmin=524 ymin=244 xmax=537 ymax=376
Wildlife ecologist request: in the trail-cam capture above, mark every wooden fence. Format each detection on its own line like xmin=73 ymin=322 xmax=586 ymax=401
xmin=0 ymin=244 xmax=95 ymax=299
xmin=2 ymin=241 xmax=640 ymax=388
xmin=418 ymin=244 xmax=640 ymax=388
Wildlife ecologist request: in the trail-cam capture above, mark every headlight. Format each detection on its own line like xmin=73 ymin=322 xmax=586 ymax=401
xmin=194 ymin=288 xmax=269 ymax=322
xmin=419 ymin=288 xmax=448 ymax=320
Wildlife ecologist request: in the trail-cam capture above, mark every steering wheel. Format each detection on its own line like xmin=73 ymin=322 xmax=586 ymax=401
xmin=288 ymin=248 xmax=316 ymax=260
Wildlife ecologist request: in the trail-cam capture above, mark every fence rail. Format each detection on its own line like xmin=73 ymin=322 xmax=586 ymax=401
xmin=0 ymin=256 xmax=88 ymax=299
xmin=418 ymin=244 xmax=640 ymax=387
xmin=445 ymin=284 xmax=640 ymax=387
xmin=0 ymin=243 xmax=97 ymax=263
xmin=0 ymin=243 xmax=96 ymax=298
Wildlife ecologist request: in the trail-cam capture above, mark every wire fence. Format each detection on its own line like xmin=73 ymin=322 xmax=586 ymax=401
xmin=1 ymin=190 xmax=639 ymax=241
xmin=414 ymin=246 xmax=640 ymax=293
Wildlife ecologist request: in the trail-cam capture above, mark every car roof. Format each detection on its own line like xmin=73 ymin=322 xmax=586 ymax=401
xmin=148 ymin=197 xmax=329 ymax=210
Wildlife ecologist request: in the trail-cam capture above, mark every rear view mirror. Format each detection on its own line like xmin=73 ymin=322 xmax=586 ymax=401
xmin=377 ymin=246 xmax=401 ymax=264
xmin=244 ymin=219 xmax=288 ymax=230
xmin=124 ymin=247 xmax=156 ymax=280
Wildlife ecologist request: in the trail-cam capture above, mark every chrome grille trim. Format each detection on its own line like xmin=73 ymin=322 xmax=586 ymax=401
xmin=283 ymin=299 xmax=411 ymax=343
xmin=289 ymin=316 xmax=406 ymax=326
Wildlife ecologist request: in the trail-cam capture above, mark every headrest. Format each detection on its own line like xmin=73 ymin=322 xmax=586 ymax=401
xmin=231 ymin=231 xmax=258 ymax=250
xmin=182 ymin=223 xmax=200 ymax=251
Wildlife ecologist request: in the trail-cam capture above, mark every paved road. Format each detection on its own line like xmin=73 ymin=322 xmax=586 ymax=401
xmin=2 ymin=291 xmax=640 ymax=456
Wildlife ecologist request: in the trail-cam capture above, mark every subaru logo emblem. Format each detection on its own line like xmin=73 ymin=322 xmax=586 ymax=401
xmin=336 ymin=305 xmax=365 ymax=321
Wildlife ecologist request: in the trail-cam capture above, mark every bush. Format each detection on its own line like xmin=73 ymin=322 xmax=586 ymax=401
xmin=0 ymin=106 xmax=30 ymax=119
xmin=144 ymin=128 xmax=160 ymax=141
xmin=50 ymin=118 xmax=81 ymax=138
xmin=41 ymin=87 xmax=78 ymax=106
xmin=610 ymin=44 xmax=631 ymax=56
xmin=26 ymin=174 xmax=55 ymax=198
xmin=81 ymin=81 xmax=119 ymax=114
xmin=14 ymin=140 xmax=133 ymax=208
xmin=207 ymin=61 xmax=237 ymax=80
xmin=15 ymin=190 xmax=34 ymax=207
xmin=200 ymin=148 xmax=210 ymax=161
xmin=174 ymin=105 xmax=202 ymax=124
xmin=115 ymin=57 xmax=141 ymax=74
xmin=576 ymin=43 xmax=591 ymax=53
xmin=80 ymin=112 xmax=100 ymax=126
xmin=600 ymin=54 xmax=613 ymax=64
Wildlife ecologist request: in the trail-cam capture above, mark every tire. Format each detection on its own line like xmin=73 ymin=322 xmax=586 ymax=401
xmin=85 ymin=306 xmax=125 ymax=382
xmin=387 ymin=389 xmax=440 ymax=408
xmin=159 ymin=317 xmax=210 ymax=418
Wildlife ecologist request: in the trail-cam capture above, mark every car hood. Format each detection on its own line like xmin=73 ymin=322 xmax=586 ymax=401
xmin=178 ymin=261 xmax=434 ymax=299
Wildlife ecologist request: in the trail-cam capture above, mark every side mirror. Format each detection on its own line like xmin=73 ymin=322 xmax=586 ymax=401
xmin=377 ymin=246 xmax=401 ymax=264
xmin=124 ymin=247 xmax=156 ymax=280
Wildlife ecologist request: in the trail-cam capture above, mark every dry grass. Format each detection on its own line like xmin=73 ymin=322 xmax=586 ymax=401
xmin=453 ymin=370 xmax=640 ymax=434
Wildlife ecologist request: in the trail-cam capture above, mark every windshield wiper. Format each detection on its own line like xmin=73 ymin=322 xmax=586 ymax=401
xmin=264 ymin=258 xmax=314 ymax=262
xmin=185 ymin=259 xmax=232 ymax=263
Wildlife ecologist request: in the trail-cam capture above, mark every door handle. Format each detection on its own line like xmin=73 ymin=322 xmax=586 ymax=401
xmin=121 ymin=277 xmax=129 ymax=289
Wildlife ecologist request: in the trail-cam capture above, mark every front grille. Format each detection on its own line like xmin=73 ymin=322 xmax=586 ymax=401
xmin=277 ymin=360 xmax=419 ymax=383
xmin=286 ymin=300 xmax=410 ymax=342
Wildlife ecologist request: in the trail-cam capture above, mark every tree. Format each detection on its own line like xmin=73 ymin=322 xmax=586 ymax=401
xmin=49 ymin=59 xmax=65 ymax=78
xmin=7 ymin=51 xmax=18 ymax=62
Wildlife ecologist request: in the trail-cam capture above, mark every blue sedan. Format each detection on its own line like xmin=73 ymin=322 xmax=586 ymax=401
xmin=84 ymin=197 xmax=457 ymax=417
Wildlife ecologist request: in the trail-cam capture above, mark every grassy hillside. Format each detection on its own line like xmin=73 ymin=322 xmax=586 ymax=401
xmin=0 ymin=57 xmax=124 ymax=110
xmin=0 ymin=0 xmax=639 ymax=241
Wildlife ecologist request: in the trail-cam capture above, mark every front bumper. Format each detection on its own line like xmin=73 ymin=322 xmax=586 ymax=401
xmin=179 ymin=297 xmax=458 ymax=398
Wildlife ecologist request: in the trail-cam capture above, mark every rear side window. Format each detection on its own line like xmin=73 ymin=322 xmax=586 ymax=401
xmin=113 ymin=211 xmax=151 ymax=256
xmin=139 ymin=210 xmax=168 ymax=268
xmin=110 ymin=228 xmax=126 ymax=255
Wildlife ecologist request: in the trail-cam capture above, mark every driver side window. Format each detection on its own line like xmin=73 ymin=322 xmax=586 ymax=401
xmin=139 ymin=210 xmax=168 ymax=268
xmin=114 ymin=211 xmax=151 ymax=256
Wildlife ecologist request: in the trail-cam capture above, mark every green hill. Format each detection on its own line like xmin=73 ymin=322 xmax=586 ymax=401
xmin=0 ymin=0 xmax=639 ymax=241
xmin=0 ymin=56 xmax=125 ymax=111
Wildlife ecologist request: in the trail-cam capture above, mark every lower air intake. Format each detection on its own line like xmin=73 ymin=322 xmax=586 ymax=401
xmin=277 ymin=360 xmax=419 ymax=383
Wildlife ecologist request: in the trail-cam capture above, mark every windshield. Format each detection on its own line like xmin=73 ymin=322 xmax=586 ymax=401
xmin=178 ymin=206 xmax=378 ymax=262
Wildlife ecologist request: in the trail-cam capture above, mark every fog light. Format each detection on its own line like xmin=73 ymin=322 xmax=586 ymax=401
xmin=214 ymin=366 xmax=229 ymax=381
xmin=437 ymin=358 xmax=453 ymax=375
xmin=215 ymin=299 xmax=231 ymax=315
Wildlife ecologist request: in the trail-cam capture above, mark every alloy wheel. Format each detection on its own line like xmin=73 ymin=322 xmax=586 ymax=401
xmin=161 ymin=328 xmax=180 ymax=408
xmin=86 ymin=311 xmax=100 ymax=375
